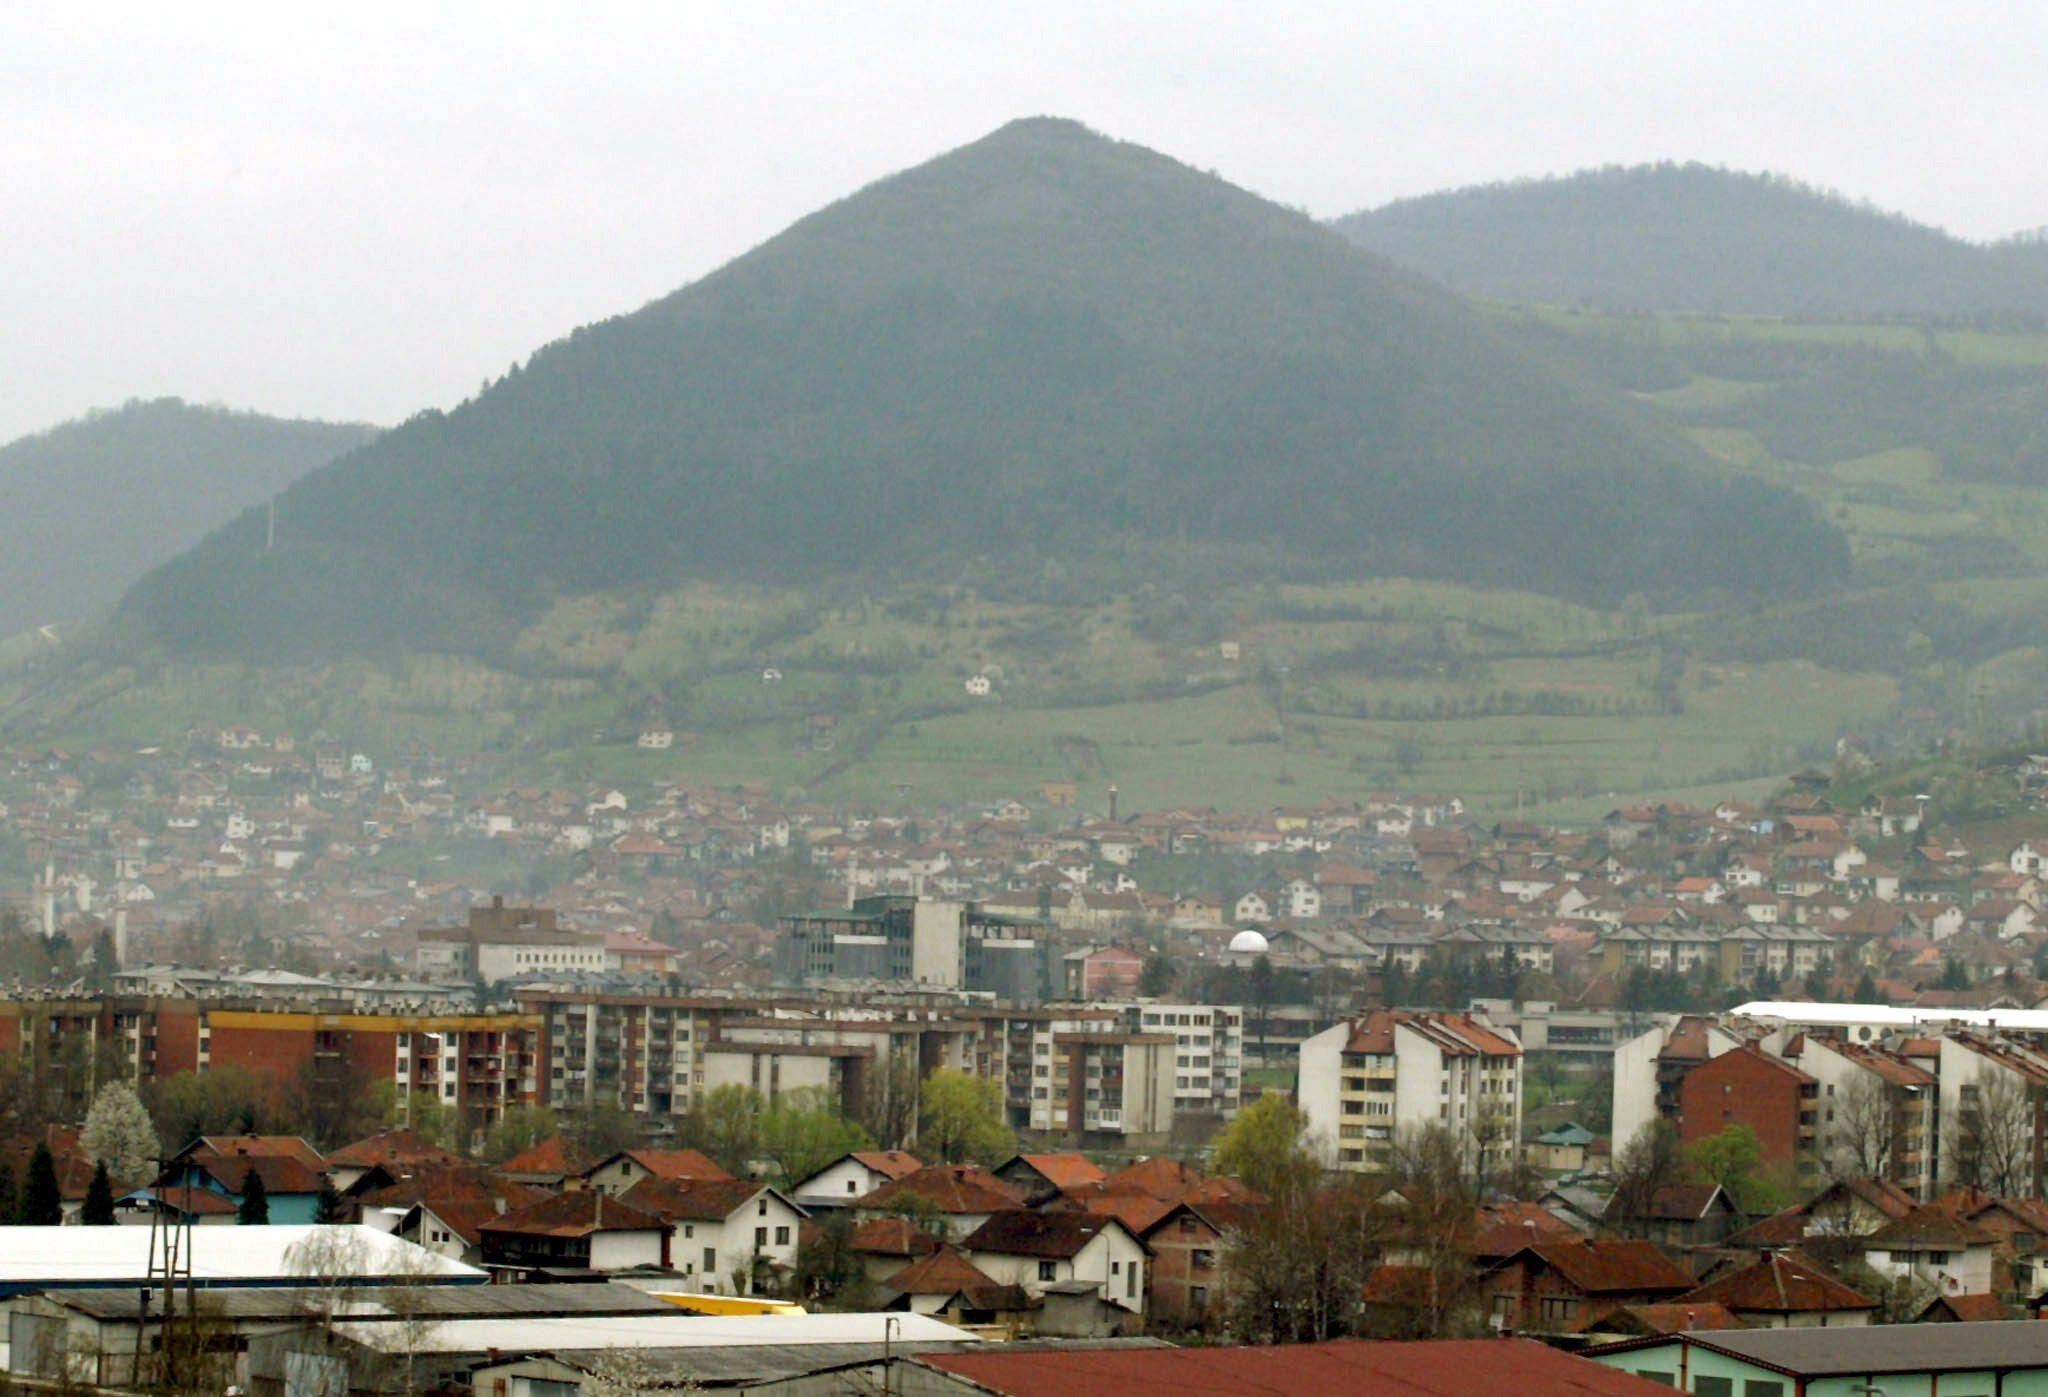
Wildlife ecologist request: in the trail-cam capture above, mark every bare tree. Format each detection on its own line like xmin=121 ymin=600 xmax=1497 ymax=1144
xmin=1609 ymin=1119 xmax=1687 ymax=1237
xmin=284 ymin=1225 xmax=373 ymax=1336
xmin=1825 ymin=1075 xmax=1895 ymax=1182
xmin=1951 ymin=1069 xmax=2038 ymax=1196
xmin=1374 ymin=1122 xmax=1485 ymax=1338
xmin=1221 ymin=1150 xmax=1385 ymax=1343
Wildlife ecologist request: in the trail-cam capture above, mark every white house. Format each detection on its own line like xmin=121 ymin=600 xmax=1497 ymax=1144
xmin=961 ymin=1209 xmax=1148 ymax=1316
xmin=1861 ymin=1205 xmax=1997 ymax=1296
xmin=623 ymin=1179 xmax=807 ymax=1295
xmin=789 ymin=1150 xmax=923 ymax=1212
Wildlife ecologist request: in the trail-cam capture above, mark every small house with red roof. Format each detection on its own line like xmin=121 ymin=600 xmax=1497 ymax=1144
xmin=790 ymin=1150 xmax=923 ymax=1212
xmin=495 ymin=1135 xmax=594 ymax=1192
xmin=1479 ymin=1236 xmax=1695 ymax=1334
xmin=619 ymin=1176 xmax=807 ymax=1295
xmin=876 ymin=1245 xmax=1036 ymax=1328
xmin=1677 ymin=1250 xmax=1877 ymax=1328
xmin=477 ymin=1190 xmax=672 ymax=1277
xmin=581 ymin=1147 xmax=732 ymax=1196
xmin=853 ymin=1164 xmax=1026 ymax=1241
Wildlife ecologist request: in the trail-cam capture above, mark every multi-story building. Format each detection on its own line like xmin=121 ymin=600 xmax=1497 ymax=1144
xmin=0 ymin=994 xmax=539 ymax=1133
xmin=1789 ymin=1035 xmax=1938 ymax=1200
xmin=776 ymin=896 xmax=1056 ymax=1002
xmin=1677 ymin=1042 xmax=1819 ymax=1184
xmin=415 ymin=897 xmax=608 ymax=984
xmin=1047 ymin=1032 xmax=1176 ymax=1150
xmin=1125 ymin=1002 xmax=1244 ymax=1120
xmin=1299 ymin=1010 xmax=1523 ymax=1173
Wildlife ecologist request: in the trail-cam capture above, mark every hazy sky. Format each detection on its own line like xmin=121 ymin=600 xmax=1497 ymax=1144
xmin=7 ymin=1 xmax=2048 ymax=444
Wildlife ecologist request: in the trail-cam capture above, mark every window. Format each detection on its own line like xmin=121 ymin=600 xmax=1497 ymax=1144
xmin=1693 ymin=1380 xmax=1733 ymax=1397
xmin=1038 ymin=1261 xmax=1057 ymax=1281
xmin=1189 ymin=1285 xmax=1208 ymax=1310
xmin=1631 ymin=1374 xmax=1675 ymax=1388
xmin=1742 ymin=1384 xmax=1784 ymax=1397
xmin=1926 ymin=1250 xmax=1950 ymax=1265
xmin=847 ymin=1180 xmax=858 ymax=1193
xmin=1111 ymin=1261 xmax=1120 ymax=1275
xmin=775 ymin=1226 xmax=790 ymax=1246
xmin=1539 ymin=1296 xmax=1576 ymax=1324
xmin=1191 ymin=1249 xmax=1214 ymax=1270
xmin=755 ymin=1227 xmax=768 ymax=1248
xmin=758 ymin=1199 xmax=768 ymax=1215
xmin=704 ymin=1248 xmax=716 ymax=1272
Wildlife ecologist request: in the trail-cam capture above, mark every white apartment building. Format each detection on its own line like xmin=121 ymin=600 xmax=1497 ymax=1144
xmin=1127 ymin=1002 xmax=1244 ymax=1119
xmin=1299 ymin=1010 xmax=1523 ymax=1173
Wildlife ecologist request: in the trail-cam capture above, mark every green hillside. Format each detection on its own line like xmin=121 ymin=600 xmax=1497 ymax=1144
xmin=116 ymin=120 xmax=1843 ymax=663
xmin=0 ymin=400 xmax=375 ymax=634
xmin=1336 ymin=163 xmax=2048 ymax=319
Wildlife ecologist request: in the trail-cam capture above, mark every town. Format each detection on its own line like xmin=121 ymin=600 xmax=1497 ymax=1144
xmin=6 ymin=729 xmax=2048 ymax=1389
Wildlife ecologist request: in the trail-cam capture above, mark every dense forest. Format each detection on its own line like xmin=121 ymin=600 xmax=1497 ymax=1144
xmin=0 ymin=400 xmax=376 ymax=634
xmin=117 ymin=120 xmax=1845 ymax=663
xmin=1336 ymin=162 xmax=2048 ymax=318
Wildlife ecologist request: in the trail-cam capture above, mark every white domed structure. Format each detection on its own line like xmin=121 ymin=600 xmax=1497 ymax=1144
xmin=1227 ymin=929 xmax=1270 ymax=955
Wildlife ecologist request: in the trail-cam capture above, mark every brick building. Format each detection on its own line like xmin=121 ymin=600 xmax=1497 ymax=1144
xmin=1678 ymin=1042 xmax=1818 ymax=1178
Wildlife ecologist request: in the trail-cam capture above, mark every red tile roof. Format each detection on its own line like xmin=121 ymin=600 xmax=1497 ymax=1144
xmin=325 ymin=1128 xmax=464 ymax=1171
xmin=621 ymin=1176 xmax=778 ymax=1223
xmin=848 ymin=1150 xmax=924 ymax=1181
xmin=856 ymin=1164 xmax=1025 ymax=1215
xmin=480 ymin=1189 xmax=667 ymax=1238
xmin=1608 ymin=1301 xmax=1746 ymax=1334
xmin=913 ymin=1337 xmax=1679 ymax=1395
xmin=498 ymin=1135 xmax=594 ymax=1176
xmin=1011 ymin=1153 xmax=1106 ymax=1190
xmin=1679 ymin=1251 xmax=1876 ymax=1315
xmin=847 ymin=1217 xmax=944 ymax=1259
xmin=1502 ymin=1238 xmax=1695 ymax=1296
xmin=962 ymin=1209 xmax=1127 ymax=1260
xmin=603 ymin=1149 xmax=733 ymax=1184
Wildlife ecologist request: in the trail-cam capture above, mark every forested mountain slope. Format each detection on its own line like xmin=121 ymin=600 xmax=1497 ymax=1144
xmin=119 ymin=120 xmax=1845 ymax=662
xmin=1337 ymin=163 xmax=2048 ymax=318
xmin=0 ymin=400 xmax=375 ymax=634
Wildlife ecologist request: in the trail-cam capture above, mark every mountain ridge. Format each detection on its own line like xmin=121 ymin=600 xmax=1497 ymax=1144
xmin=1335 ymin=161 xmax=2048 ymax=318
xmin=0 ymin=399 xmax=376 ymax=636
xmin=116 ymin=120 xmax=1847 ymax=662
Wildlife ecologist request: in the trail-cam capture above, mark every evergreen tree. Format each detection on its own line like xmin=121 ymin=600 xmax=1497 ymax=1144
xmin=21 ymin=1143 xmax=62 ymax=1224
xmin=0 ymin=1162 xmax=17 ymax=1224
xmin=237 ymin=1168 xmax=269 ymax=1225
xmin=81 ymin=1160 xmax=116 ymax=1225
xmin=1854 ymin=969 xmax=1884 ymax=1004
xmin=314 ymin=1177 xmax=348 ymax=1224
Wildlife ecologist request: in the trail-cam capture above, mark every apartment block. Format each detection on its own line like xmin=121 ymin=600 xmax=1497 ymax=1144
xmin=1125 ymin=1002 xmax=1244 ymax=1120
xmin=1299 ymin=1010 xmax=1523 ymax=1173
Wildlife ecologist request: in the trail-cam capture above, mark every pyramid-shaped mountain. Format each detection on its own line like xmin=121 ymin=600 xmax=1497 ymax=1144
xmin=1336 ymin=162 xmax=2048 ymax=318
xmin=123 ymin=121 xmax=1846 ymax=659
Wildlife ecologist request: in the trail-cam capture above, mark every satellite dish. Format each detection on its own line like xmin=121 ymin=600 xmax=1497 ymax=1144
xmin=1228 ymin=929 xmax=1270 ymax=954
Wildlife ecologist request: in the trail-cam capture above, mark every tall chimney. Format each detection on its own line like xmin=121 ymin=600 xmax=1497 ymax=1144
xmin=1108 ymin=785 xmax=1119 ymax=823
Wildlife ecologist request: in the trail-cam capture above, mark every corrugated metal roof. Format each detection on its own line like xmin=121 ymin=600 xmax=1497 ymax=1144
xmin=331 ymin=1309 xmax=973 ymax=1355
xmin=0 ymin=1225 xmax=481 ymax=1289
xmin=1611 ymin=1321 xmax=2048 ymax=1376
xmin=37 ymin=1281 xmax=673 ymax=1321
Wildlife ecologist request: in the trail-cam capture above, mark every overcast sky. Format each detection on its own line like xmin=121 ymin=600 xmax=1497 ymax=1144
xmin=6 ymin=1 xmax=2048 ymax=444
